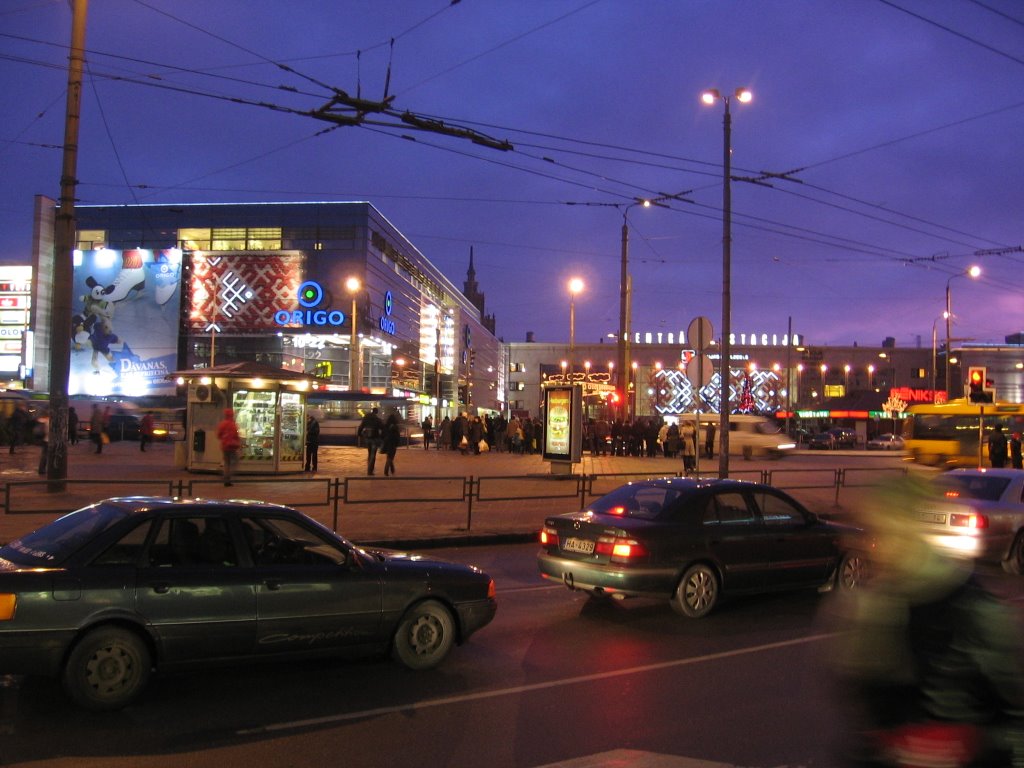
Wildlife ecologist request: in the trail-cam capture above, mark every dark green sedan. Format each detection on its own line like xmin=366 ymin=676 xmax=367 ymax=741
xmin=538 ymin=478 xmax=866 ymax=618
xmin=0 ymin=497 xmax=496 ymax=710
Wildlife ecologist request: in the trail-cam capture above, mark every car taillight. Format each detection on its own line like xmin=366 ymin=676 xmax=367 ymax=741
xmin=540 ymin=526 xmax=559 ymax=547
xmin=595 ymin=535 xmax=649 ymax=562
xmin=950 ymin=511 xmax=988 ymax=529
xmin=487 ymin=579 xmax=496 ymax=599
xmin=0 ymin=594 xmax=16 ymax=621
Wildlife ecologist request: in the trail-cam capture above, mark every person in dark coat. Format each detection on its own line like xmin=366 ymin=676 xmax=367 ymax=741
xmin=988 ymin=424 xmax=1008 ymax=468
xmin=67 ymin=406 xmax=79 ymax=445
xmin=1011 ymin=432 xmax=1023 ymax=470
xmin=304 ymin=414 xmax=320 ymax=472
xmin=704 ymin=422 xmax=716 ymax=459
xmin=382 ymin=413 xmax=400 ymax=476
xmin=356 ymin=408 xmax=384 ymax=475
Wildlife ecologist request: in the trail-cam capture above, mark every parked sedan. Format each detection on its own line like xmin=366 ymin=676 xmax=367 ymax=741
xmin=538 ymin=478 xmax=866 ymax=618
xmin=867 ymin=433 xmax=905 ymax=450
xmin=0 ymin=497 xmax=496 ymax=710
xmin=921 ymin=469 xmax=1024 ymax=573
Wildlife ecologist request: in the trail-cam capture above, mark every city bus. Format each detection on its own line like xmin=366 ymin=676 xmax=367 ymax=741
xmin=902 ymin=399 xmax=1024 ymax=467
xmin=305 ymin=391 xmax=419 ymax=445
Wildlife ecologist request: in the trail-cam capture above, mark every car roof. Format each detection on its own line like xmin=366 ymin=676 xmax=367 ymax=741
xmin=623 ymin=477 xmax=766 ymax=492
xmin=943 ymin=469 xmax=1024 ymax=479
xmin=101 ymin=496 xmax=299 ymax=515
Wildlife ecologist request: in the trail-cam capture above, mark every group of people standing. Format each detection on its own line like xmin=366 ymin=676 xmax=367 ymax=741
xmin=585 ymin=417 xmax=716 ymax=466
xmin=422 ymin=412 xmax=544 ymax=456
xmin=986 ymin=424 xmax=1024 ymax=469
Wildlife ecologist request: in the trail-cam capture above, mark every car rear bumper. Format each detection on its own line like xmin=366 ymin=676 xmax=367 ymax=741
xmin=0 ymin=629 xmax=75 ymax=676
xmin=537 ymin=552 xmax=676 ymax=599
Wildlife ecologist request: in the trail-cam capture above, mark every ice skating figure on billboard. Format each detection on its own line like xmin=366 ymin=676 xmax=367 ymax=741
xmin=70 ymin=248 xmax=182 ymax=397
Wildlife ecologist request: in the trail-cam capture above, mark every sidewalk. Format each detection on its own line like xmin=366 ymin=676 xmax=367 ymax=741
xmin=0 ymin=440 xmax=868 ymax=548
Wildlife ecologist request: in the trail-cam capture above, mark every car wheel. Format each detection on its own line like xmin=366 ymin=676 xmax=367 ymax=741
xmin=671 ymin=564 xmax=719 ymax=618
xmin=1002 ymin=532 xmax=1024 ymax=575
xmin=392 ymin=600 xmax=456 ymax=670
xmin=837 ymin=552 xmax=867 ymax=590
xmin=62 ymin=626 xmax=151 ymax=711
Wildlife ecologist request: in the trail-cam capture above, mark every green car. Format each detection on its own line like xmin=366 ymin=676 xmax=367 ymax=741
xmin=0 ymin=497 xmax=496 ymax=710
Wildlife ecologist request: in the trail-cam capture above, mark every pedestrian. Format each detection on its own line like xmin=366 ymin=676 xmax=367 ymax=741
xmin=438 ymin=415 xmax=451 ymax=451
xmin=834 ymin=476 xmax=1024 ymax=767
xmin=356 ymin=407 xmax=384 ymax=475
xmin=382 ymin=413 xmax=400 ymax=476
xmin=139 ymin=411 xmax=155 ymax=452
xmin=304 ymin=413 xmax=320 ymax=472
xmin=469 ymin=415 xmax=484 ymax=454
xmin=681 ymin=421 xmax=696 ymax=473
xmin=988 ymin=424 xmax=1008 ymax=468
xmin=421 ymin=414 xmax=433 ymax=450
xmin=89 ymin=404 xmax=104 ymax=454
xmin=216 ymin=408 xmax=241 ymax=486
xmin=1011 ymin=432 xmax=1023 ymax=470
xmin=704 ymin=422 xmax=716 ymax=459
xmin=8 ymin=402 xmax=28 ymax=454
xmin=67 ymin=406 xmax=79 ymax=445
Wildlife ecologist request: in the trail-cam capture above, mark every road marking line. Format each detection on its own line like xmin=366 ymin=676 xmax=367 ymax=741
xmin=498 ymin=584 xmax=562 ymax=594
xmin=237 ymin=632 xmax=834 ymax=736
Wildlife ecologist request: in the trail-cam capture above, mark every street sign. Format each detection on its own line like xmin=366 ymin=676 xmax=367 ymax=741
xmin=685 ymin=316 xmax=714 ymax=388
xmin=687 ymin=316 xmax=713 ymax=351
xmin=686 ymin=355 xmax=715 ymax=387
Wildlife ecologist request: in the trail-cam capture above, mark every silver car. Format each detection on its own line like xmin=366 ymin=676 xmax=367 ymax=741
xmin=921 ymin=469 xmax=1024 ymax=573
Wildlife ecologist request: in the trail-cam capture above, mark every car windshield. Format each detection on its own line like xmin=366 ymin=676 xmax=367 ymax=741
xmin=0 ymin=501 xmax=130 ymax=566
xmin=588 ymin=483 xmax=684 ymax=519
xmin=933 ymin=474 xmax=1011 ymax=502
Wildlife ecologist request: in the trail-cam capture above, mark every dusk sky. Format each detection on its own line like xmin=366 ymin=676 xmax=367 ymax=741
xmin=1 ymin=0 xmax=1022 ymax=351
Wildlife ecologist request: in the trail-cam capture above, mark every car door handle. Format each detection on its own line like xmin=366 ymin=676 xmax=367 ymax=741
xmin=263 ymin=579 xmax=283 ymax=591
xmin=151 ymin=582 xmax=171 ymax=594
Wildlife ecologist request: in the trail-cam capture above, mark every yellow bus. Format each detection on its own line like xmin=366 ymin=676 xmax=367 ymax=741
xmin=902 ymin=398 xmax=1024 ymax=467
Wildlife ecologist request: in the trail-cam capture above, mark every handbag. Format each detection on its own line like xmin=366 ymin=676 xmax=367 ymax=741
xmin=100 ymin=432 xmax=110 ymax=445
xmin=459 ymin=435 xmax=469 ymax=448
xmin=478 ymin=439 xmax=490 ymax=453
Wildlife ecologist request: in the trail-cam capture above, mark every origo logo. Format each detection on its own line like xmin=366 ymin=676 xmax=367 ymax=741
xmin=275 ymin=281 xmax=346 ymax=327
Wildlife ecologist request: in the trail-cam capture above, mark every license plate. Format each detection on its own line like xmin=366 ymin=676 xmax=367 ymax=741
xmin=563 ymin=537 xmax=595 ymax=554
xmin=919 ymin=511 xmax=947 ymax=524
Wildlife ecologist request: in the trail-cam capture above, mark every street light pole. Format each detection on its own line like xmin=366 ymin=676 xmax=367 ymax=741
xmin=702 ymin=87 xmax=752 ymax=478
xmin=568 ymin=277 xmax=583 ymax=382
xmin=618 ymin=201 xmax=650 ymax=421
xmin=945 ymin=265 xmax=981 ymax=400
xmin=346 ymin=276 xmax=361 ymax=393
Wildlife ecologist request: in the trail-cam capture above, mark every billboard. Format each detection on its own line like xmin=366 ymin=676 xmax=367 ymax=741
xmin=70 ymin=248 xmax=183 ymax=396
xmin=188 ymin=250 xmax=304 ymax=333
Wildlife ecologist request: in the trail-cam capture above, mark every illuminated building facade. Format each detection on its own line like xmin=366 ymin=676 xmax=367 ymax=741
xmin=29 ymin=198 xmax=504 ymax=416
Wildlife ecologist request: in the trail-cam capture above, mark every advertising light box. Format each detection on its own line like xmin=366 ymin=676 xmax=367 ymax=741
xmin=543 ymin=385 xmax=583 ymax=464
xmin=70 ymin=248 xmax=184 ymax=396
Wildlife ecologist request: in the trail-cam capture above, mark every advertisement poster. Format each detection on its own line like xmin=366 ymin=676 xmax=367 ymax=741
xmin=543 ymin=385 xmax=582 ymax=463
xmin=70 ymin=248 xmax=183 ymax=396
xmin=188 ymin=250 xmax=303 ymax=333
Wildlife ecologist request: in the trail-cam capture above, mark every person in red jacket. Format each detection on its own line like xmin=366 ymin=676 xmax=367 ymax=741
xmin=216 ymin=408 xmax=241 ymax=486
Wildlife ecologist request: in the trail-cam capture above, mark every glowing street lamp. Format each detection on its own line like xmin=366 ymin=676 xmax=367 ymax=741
xmin=701 ymin=86 xmax=752 ymax=478
xmin=867 ymin=363 xmax=875 ymax=391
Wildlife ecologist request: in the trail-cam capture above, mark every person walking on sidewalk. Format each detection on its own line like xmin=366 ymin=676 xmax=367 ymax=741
xmin=304 ymin=413 xmax=320 ymax=472
xmin=382 ymin=413 xmax=400 ymax=476
xmin=357 ymin=407 xmax=384 ymax=475
xmin=139 ymin=411 xmax=155 ymax=452
xmin=216 ymin=408 xmax=241 ymax=486
xmin=67 ymin=406 xmax=79 ymax=445
xmin=421 ymin=415 xmax=433 ymax=450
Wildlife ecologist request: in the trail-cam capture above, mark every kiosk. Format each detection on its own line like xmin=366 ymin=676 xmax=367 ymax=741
xmin=170 ymin=362 xmax=315 ymax=475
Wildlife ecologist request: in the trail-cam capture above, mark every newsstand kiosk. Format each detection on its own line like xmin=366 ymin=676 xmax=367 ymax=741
xmin=170 ymin=362 xmax=316 ymax=475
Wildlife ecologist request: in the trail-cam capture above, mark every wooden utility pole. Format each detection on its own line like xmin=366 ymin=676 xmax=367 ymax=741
xmin=46 ymin=0 xmax=88 ymax=485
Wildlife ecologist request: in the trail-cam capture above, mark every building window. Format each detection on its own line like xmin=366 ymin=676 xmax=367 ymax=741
xmin=510 ymin=362 xmax=525 ymax=373
xmin=76 ymin=230 xmax=106 ymax=249
xmin=508 ymin=382 xmax=525 ymax=391
xmin=180 ymin=228 xmax=211 ymax=250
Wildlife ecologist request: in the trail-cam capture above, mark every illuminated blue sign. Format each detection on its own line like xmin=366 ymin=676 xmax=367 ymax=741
xmin=274 ymin=281 xmax=346 ymax=328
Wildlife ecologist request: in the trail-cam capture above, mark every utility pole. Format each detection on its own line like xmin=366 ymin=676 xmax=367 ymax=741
xmin=46 ymin=0 xmax=88 ymax=485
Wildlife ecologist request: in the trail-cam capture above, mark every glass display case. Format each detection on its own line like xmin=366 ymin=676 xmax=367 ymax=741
xmin=279 ymin=392 xmax=304 ymax=463
xmin=232 ymin=389 xmax=277 ymax=463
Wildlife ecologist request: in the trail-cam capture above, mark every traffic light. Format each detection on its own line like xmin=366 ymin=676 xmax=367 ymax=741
xmin=968 ymin=366 xmax=992 ymax=403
